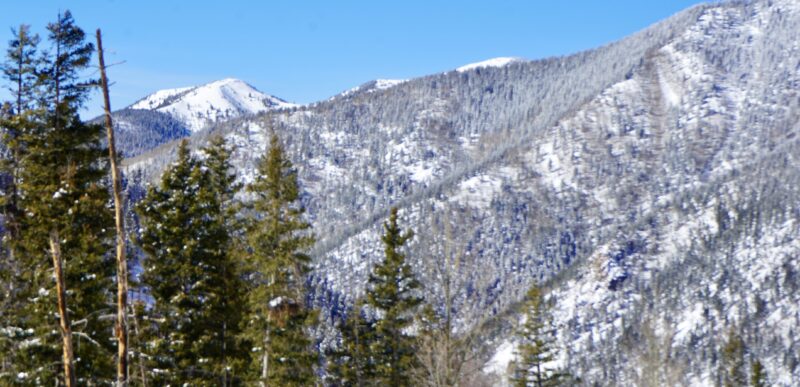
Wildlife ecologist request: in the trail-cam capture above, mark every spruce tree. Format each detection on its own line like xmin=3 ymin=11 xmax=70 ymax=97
xmin=750 ymin=359 xmax=767 ymax=387
xmin=201 ymin=136 xmax=249 ymax=385
xmin=328 ymin=302 xmax=378 ymax=386
xmin=7 ymin=11 xmax=115 ymax=385
xmin=1 ymin=24 xmax=40 ymax=239
xmin=243 ymin=132 xmax=317 ymax=386
xmin=511 ymin=286 xmax=566 ymax=387
xmin=0 ymin=25 xmax=40 ymax=380
xmin=137 ymin=139 xmax=245 ymax=385
xmin=3 ymin=24 xmax=40 ymax=115
xmin=720 ymin=329 xmax=747 ymax=387
xmin=364 ymin=207 xmax=422 ymax=386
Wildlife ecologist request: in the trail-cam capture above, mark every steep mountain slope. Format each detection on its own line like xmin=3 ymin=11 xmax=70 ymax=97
xmin=122 ymin=0 xmax=800 ymax=384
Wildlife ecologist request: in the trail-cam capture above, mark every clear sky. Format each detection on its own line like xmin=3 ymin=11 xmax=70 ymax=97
xmin=0 ymin=0 xmax=705 ymax=119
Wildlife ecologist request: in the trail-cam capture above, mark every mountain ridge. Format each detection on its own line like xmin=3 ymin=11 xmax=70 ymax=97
xmin=118 ymin=0 xmax=800 ymax=384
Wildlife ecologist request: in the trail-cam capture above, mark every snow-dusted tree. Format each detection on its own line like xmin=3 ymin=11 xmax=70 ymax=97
xmin=137 ymin=139 xmax=247 ymax=385
xmin=364 ymin=207 xmax=422 ymax=386
xmin=6 ymin=11 xmax=115 ymax=386
xmin=201 ymin=136 xmax=249 ymax=385
xmin=511 ymin=286 xmax=566 ymax=387
xmin=242 ymin=132 xmax=317 ymax=386
xmin=0 ymin=24 xmax=40 ymax=378
xmin=327 ymin=301 xmax=378 ymax=386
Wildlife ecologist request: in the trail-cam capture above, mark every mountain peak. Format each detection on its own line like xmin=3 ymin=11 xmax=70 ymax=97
xmin=129 ymin=78 xmax=295 ymax=132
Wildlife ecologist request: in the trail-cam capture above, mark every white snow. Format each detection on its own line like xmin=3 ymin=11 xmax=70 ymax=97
xmin=268 ymin=297 xmax=285 ymax=308
xmin=673 ymin=302 xmax=705 ymax=344
xmin=336 ymin=78 xmax=408 ymax=99
xmin=129 ymin=78 xmax=296 ymax=132
xmin=450 ymin=174 xmax=502 ymax=208
xmin=374 ymin=79 xmax=407 ymax=90
xmin=130 ymin=86 xmax=193 ymax=110
xmin=456 ymin=57 xmax=522 ymax=72
xmin=484 ymin=340 xmax=515 ymax=377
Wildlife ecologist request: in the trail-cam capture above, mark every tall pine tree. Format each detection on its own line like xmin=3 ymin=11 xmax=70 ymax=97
xmin=137 ymin=139 xmax=246 ymax=385
xmin=7 ymin=11 xmax=115 ymax=385
xmin=201 ymin=136 xmax=249 ymax=385
xmin=242 ymin=132 xmax=317 ymax=386
xmin=0 ymin=24 xmax=41 ymax=380
xmin=511 ymin=286 xmax=566 ymax=387
xmin=365 ymin=207 xmax=422 ymax=387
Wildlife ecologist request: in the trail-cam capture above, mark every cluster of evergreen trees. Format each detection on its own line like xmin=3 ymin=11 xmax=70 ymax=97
xmin=0 ymin=11 xmax=116 ymax=384
xmin=0 ymin=9 xmax=775 ymax=387
xmin=0 ymin=12 xmax=474 ymax=386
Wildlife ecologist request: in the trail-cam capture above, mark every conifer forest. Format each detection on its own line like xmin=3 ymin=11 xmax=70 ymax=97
xmin=1 ymin=2 xmax=799 ymax=386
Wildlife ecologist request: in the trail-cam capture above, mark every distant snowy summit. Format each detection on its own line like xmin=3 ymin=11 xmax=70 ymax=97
xmin=129 ymin=78 xmax=295 ymax=132
xmin=456 ymin=57 xmax=523 ymax=72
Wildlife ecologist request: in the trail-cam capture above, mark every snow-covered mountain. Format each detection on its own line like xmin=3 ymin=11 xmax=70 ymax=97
xmin=107 ymin=78 xmax=294 ymax=157
xmin=121 ymin=0 xmax=800 ymax=385
xmin=128 ymin=78 xmax=295 ymax=132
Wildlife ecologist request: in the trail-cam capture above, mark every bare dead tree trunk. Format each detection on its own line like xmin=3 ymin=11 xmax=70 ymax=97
xmin=96 ymin=29 xmax=129 ymax=387
xmin=50 ymin=230 xmax=75 ymax=387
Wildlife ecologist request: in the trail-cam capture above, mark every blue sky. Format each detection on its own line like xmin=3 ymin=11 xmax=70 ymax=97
xmin=0 ymin=0 xmax=704 ymax=118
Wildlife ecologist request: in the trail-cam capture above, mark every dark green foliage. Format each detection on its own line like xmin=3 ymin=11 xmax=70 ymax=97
xmin=364 ymin=207 xmax=422 ymax=386
xmin=750 ymin=359 xmax=767 ymax=387
xmin=0 ymin=10 xmax=116 ymax=385
xmin=720 ymin=329 xmax=747 ymax=387
xmin=511 ymin=286 xmax=566 ymax=387
xmin=327 ymin=302 xmax=378 ymax=386
xmin=3 ymin=24 xmax=40 ymax=114
xmin=41 ymin=11 xmax=96 ymax=112
xmin=201 ymin=136 xmax=249 ymax=385
xmin=136 ymin=139 xmax=247 ymax=385
xmin=0 ymin=25 xmax=40 ymax=376
xmin=242 ymin=132 xmax=317 ymax=386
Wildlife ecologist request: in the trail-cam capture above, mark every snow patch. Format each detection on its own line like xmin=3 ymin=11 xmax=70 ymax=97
xmin=457 ymin=57 xmax=523 ymax=72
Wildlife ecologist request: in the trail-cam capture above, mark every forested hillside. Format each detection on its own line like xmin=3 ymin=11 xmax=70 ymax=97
xmin=1 ymin=0 xmax=799 ymax=385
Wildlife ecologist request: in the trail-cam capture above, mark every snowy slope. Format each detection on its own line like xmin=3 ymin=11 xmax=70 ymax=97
xmin=121 ymin=0 xmax=800 ymax=385
xmin=129 ymin=78 xmax=296 ymax=132
xmin=334 ymin=78 xmax=408 ymax=100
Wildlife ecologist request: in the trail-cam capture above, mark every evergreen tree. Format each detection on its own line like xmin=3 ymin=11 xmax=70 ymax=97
xmin=5 ymin=11 xmax=115 ymax=385
xmin=750 ymin=359 xmax=767 ymax=387
xmin=327 ymin=302 xmax=378 ymax=386
xmin=201 ymin=136 xmax=249 ymax=385
xmin=137 ymin=139 xmax=245 ymax=385
xmin=1 ymin=24 xmax=40 ymax=241
xmin=3 ymin=24 xmax=40 ymax=115
xmin=242 ymin=132 xmax=317 ymax=386
xmin=364 ymin=207 xmax=422 ymax=387
xmin=720 ymin=329 xmax=747 ymax=387
xmin=0 ymin=25 xmax=40 ymax=379
xmin=511 ymin=286 xmax=566 ymax=387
